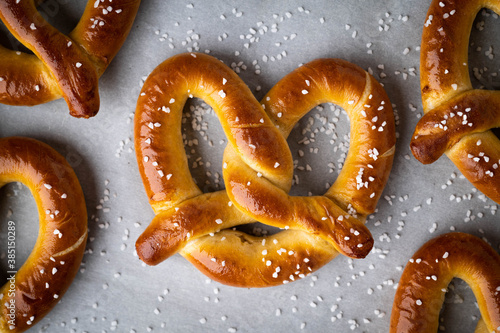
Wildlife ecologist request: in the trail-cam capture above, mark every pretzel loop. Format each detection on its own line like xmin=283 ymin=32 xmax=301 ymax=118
xmin=0 ymin=0 xmax=140 ymax=118
xmin=0 ymin=137 xmax=87 ymax=332
xmin=135 ymin=53 xmax=395 ymax=287
xmin=390 ymin=233 xmax=500 ymax=333
xmin=412 ymin=0 xmax=500 ymax=203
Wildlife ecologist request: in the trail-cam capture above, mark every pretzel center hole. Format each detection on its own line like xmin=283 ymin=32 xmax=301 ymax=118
xmin=182 ymin=98 xmax=225 ymax=193
xmin=0 ymin=1 xmax=85 ymax=53
xmin=0 ymin=183 xmax=38 ymax=282
xmin=287 ymin=103 xmax=351 ymax=197
xmin=468 ymin=8 xmax=500 ymax=90
xmin=438 ymin=278 xmax=481 ymax=331
xmin=492 ymin=127 xmax=500 ymax=140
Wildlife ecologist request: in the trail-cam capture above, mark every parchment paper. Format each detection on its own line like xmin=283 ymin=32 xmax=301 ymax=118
xmin=1 ymin=1 xmax=499 ymax=332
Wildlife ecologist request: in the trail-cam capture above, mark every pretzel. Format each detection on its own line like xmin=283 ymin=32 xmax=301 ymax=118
xmin=0 ymin=137 xmax=88 ymax=332
xmin=411 ymin=0 xmax=500 ymax=203
xmin=390 ymin=233 xmax=500 ymax=333
xmin=0 ymin=0 xmax=141 ymax=118
xmin=134 ymin=53 xmax=395 ymax=287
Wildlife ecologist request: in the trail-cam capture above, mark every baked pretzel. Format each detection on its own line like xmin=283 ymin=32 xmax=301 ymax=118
xmin=0 ymin=137 xmax=88 ymax=332
xmin=390 ymin=233 xmax=500 ymax=333
xmin=411 ymin=0 xmax=500 ymax=203
xmin=134 ymin=53 xmax=395 ymax=287
xmin=0 ymin=0 xmax=141 ymax=118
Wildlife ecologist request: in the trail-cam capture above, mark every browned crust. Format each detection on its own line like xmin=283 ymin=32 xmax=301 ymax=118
xmin=447 ymin=132 xmax=500 ymax=203
xmin=419 ymin=0 xmax=480 ymax=111
xmin=414 ymin=0 xmax=500 ymax=204
xmin=390 ymin=233 xmax=500 ymax=333
xmin=0 ymin=0 xmax=141 ymax=118
xmin=411 ymin=90 xmax=500 ymax=164
xmin=0 ymin=137 xmax=88 ymax=332
xmin=134 ymin=53 xmax=395 ymax=287
xmin=182 ymin=230 xmax=338 ymax=288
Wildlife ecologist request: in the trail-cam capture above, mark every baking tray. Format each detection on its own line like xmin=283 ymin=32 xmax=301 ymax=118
xmin=1 ymin=0 xmax=499 ymax=332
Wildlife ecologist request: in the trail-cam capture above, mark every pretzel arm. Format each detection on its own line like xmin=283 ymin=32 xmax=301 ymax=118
xmin=0 ymin=44 xmax=60 ymax=106
xmin=70 ymin=0 xmax=141 ymax=74
xmin=327 ymin=73 xmax=396 ymax=215
xmin=420 ymin=0 xmax=480 ymax=110
xmin=136 ymin=191 xmax=253 ymax=265
xmin=411 ymin=90 xmax=500 ymax=164
xmin=181 ymin=229 xmax=338 ymax=288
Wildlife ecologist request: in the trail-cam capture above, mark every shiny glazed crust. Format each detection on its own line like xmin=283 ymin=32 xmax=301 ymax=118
xmin=134 ymin=53 xmax=395 ymax=287
xmin=0 ymin=137 xmax=88 ymax=332
xmin=390 ymin=233 xmax=500 ymax=333
xmin=0 ymin=0 xmax=141 ymax=118
xmin=411 ymin=0 xmax=500 ymax=203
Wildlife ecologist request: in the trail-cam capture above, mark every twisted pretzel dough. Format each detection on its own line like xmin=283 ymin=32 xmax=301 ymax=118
xmin=135 ymin=53 xmax=395 ymax=287
xmin=0 ymin=137 xmax=87 ymax=332
xmin=390 ymin=233 xmax=500 ymax=333
xmin=0 ymin=0 xmax=140 ymax=118
xmin=411 ymin=0 xmax=500 ymax=203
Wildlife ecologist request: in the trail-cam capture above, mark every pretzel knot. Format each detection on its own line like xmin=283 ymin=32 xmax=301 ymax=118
xmin=411 ymin=0 xmax=500 ymax=203
xmin=0 ymin=0 xmax=140 ymax=118
xmin=390 ymin=233 xmax=500 ymax=333
xmin=0 ymin=137 xmax=87 ymax=332
xmin=134 ymin=53 xmax=395 ymax=287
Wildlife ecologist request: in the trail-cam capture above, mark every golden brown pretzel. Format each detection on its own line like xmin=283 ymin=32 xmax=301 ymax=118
xmin=411 ymin=0 xmax=500 ymax=203
xmin=0 ymin=0 xmax=141 ymax=118
xmin=0 ymin=137 xmax=87 ymax=332
xmin=134 ymin=53 xmax=395 ymax=287
xmin=390 ymin=233 xmax=500 ymax=333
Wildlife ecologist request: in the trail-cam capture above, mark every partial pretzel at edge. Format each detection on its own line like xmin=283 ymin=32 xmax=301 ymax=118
xmin=0 ymin=137 xmax=88 ymax=332
xmin=0 ymin=0 xmax=141 ymax=118
xmin=390 ymin=232 xmax=500 ymax=333
xmin=412 ymin=0 xmax=500 ymax=204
